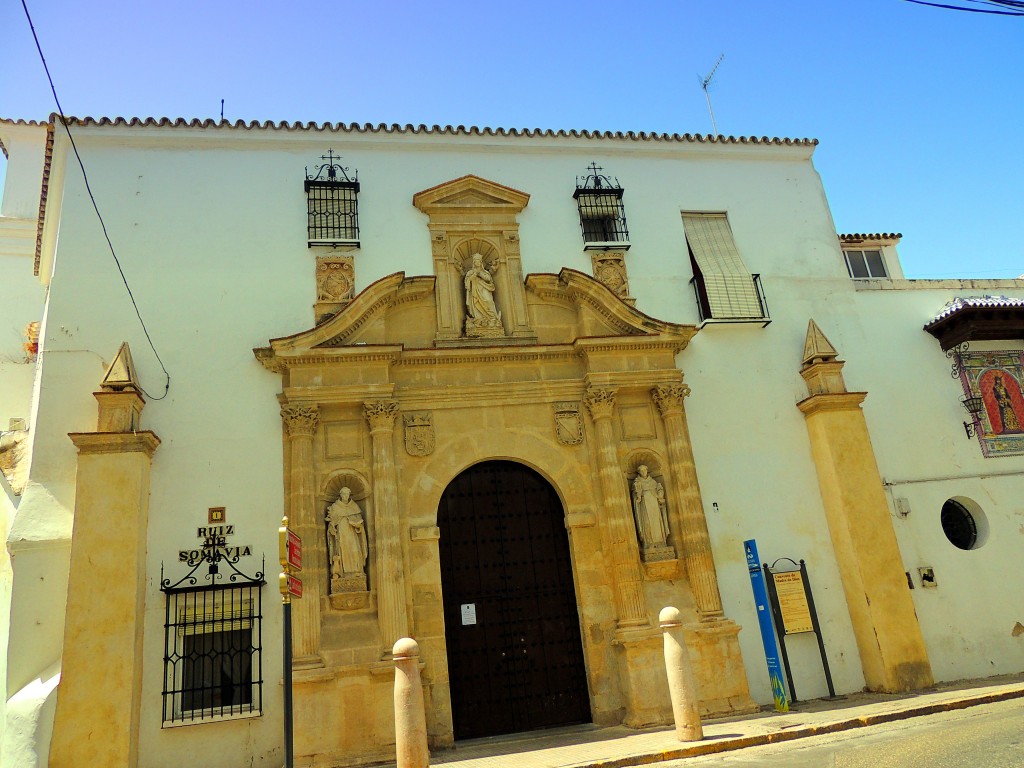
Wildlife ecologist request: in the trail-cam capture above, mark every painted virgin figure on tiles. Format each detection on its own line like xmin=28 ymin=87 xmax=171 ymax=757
xmin=981 ymin=370 xmax=1024 ymax=435
xmin=959 ymin=350 xmax=1024 ymax=456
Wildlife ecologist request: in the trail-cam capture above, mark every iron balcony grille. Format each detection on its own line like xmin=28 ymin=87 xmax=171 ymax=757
xmin=574 ymin=162 xmax=630 ymax=247
xmin=306 ymin=181 xmax=360 ymax=245
xmin=573 ymin=190 xmax=629 ymax=245
xmin=161 ymin=582 xmax=264 ymax=726
xmin=690 ymin=272 xmax=771 ymax=325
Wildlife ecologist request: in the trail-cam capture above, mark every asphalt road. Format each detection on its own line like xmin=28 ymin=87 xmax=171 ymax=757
xmin=665 ymin=698 xmax=1024 ymax=768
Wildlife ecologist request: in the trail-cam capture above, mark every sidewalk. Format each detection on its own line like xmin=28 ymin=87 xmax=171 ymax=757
xmin=408 ymin=674 xmax=1024 ymax=768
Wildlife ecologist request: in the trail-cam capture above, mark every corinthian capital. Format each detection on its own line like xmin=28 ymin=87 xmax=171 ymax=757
xmin=281 ymin=404 xmax=320 ymax=436
xmin=364 ymin=400 xmax=400 ymax=431
xmin=651 ymin=384 xmax=691 ymax=416
xmin=583 ymin=387 xmax=617 ymax=420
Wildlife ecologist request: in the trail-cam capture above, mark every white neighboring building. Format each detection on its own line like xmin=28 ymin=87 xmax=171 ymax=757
xmin=0 ymin=116 xmax=1021 ymax=767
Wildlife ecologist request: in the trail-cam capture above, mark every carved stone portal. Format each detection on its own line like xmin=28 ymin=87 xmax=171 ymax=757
xmin=591 ymin=251 xmax=634 ymax=306
xmin=326 ymin=487 xmax=368 ymax=594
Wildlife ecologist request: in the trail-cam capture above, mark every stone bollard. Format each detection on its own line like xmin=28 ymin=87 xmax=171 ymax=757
xmin=393 ymin=637 xmax=430 ymax=768
xmin=659 ymin=606 xmax=703 ymax=742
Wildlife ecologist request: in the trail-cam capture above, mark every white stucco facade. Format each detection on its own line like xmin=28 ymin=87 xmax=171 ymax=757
xmin=1 ymin=117 xmax=1022 ymax=767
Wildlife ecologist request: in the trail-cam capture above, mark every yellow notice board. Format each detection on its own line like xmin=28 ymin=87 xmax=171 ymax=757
xmin=772 ymin=571 xmax=814 ymax=634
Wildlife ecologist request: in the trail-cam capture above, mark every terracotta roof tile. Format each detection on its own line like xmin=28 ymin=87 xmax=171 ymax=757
xmin=838 ymin=233 xmax=902 ymax=243
xmin=928 ymin=295 xmax=1024 ymax=324
xmin=41 ymin=115 xmax=819 ymax=146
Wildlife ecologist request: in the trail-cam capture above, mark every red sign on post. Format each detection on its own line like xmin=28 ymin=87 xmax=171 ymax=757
xmin=285 ymin=530 xmax=302 ymax=572
xmin=287 ymin=574 xmax=303 ymax=598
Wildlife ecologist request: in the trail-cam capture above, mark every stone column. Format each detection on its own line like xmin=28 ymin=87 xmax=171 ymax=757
xmin=659 ymin=606 xmax=703 ymax=742
xmin=393 ymin=638 xmax=429 ymax=768
xmin=798 ymin=320 xmax=932 ymax=692
xmin=429 ymin=230 xmax=461 ymax=342
xmin=500 ymin=230 xmax=534 ymax=338
xmin=365 ymin=400 xmax=410 ymax=651
xmin=652 ymin=384 xmax=724 ymax=620
xmin=281 ymin=403 xmax=323 ymax=666
xmin=583 ymin=386 xmax=648 ymax=628
xmin=50 ymin=345 xmax=158 ymax=768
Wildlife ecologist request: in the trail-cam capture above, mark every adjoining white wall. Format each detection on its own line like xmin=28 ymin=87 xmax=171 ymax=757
xmin=0 ymin=122 xmax=48 ymax=431
xmin=10 ymin=122 xmax=1024 ymax=762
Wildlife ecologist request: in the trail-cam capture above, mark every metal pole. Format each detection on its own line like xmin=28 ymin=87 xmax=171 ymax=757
xmin=801 ymin=560 xmax=836 ymax=698
xmin=283 ymin=596 xmax=294 ymax=768
xmin=763 ymin=563 xmax=797 ymax=704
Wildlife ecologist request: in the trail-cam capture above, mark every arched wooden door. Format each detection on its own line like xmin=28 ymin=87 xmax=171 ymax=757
xmin=438 ymin=461 xmax=591 ymax=740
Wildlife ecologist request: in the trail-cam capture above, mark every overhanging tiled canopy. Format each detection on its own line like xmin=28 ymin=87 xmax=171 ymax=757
xmin=924 ymin=296 xmax=1024 ymax=350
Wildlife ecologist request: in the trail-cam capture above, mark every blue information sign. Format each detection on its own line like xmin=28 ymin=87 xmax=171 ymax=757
xmin=744 ymin=539 xmax=789 ymax=712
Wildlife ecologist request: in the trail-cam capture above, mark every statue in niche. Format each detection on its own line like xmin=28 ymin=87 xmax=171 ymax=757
xmin=632 ymin=465 xmax=673 ymax=559
xmin=326 ymin=487 xmax=368 ymax=593
xmin=463 ymin=253 xmax=503 ymax=337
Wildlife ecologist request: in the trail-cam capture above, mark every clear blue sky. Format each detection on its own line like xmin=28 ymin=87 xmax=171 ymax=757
xmin=2 ymin=0 xmax=1021 ymax=278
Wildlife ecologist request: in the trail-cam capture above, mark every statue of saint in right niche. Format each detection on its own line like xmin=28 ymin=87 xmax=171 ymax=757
xmin=463 ymin=253 xmax=503 ymax=337
xmin=632 ymin=465 xmax=670 ymax=551
xmin=326 ymin=487 xmax=368 ymax=592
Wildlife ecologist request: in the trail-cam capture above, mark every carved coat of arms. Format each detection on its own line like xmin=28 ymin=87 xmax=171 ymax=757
xmin=404 ymin=412 xmax=435 ymax=456
xmin=553 ymin=402 xmax=584 ymax=446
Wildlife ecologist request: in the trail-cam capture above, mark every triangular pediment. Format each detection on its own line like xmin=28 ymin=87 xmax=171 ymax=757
xmin=413 ymin=175 xmax=530 ymax=214
xmin=256 ymin=268 xmax=697 ymax=370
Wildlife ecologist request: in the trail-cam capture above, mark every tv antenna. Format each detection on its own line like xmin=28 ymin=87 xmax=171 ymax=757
xmin=699 ymin=54 xmax=725 ymax=135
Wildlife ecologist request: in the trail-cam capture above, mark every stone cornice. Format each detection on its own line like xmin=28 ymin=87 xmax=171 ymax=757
xmin=258 ymin=272 xmax=432 ymax=358
xmin=796 ymin=392 xmax=868 ymax=416
xmin=262 ymin=347 xmax=404 ymax=371
xmin=556 ymin=268 xmax=698 ymax=347
xmin=68 ymin=431 xmax=160 ymax=456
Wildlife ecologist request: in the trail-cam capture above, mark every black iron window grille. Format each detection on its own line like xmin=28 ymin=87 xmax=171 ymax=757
xmin=161 ymin=556 xmax=265 ymax=726
xmin=305 ymin=149 xmax=360 ymax=246
xmin=574 ymin=162 xmax=629 ymax=248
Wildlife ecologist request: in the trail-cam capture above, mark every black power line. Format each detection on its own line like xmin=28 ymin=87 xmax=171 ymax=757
xmin=904 ymin=0 xmax=1024 ymax=15
xmin=20 ymin=0 xmax=171 ymax=400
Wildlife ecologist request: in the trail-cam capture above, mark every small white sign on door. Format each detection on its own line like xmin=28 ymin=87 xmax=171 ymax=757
xmin=460 ymin=603 xmax=477 ymax=626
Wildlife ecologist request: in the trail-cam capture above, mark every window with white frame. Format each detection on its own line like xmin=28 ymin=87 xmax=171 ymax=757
xmin=161 ymin=582 xmax=264 ymax=726
xmin=843 ymin=248 xmax=888 ymax=279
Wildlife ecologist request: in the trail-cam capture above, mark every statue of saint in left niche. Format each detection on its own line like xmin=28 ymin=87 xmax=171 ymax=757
xmin=632 ymin=465 xmax=675 ymax=562
xmin=326 ymin=487 xmax=368 ymax=593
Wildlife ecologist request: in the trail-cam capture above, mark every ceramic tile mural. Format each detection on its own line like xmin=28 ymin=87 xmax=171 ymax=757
xmin=959 ymin=350 xmax=1024 ymax=456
